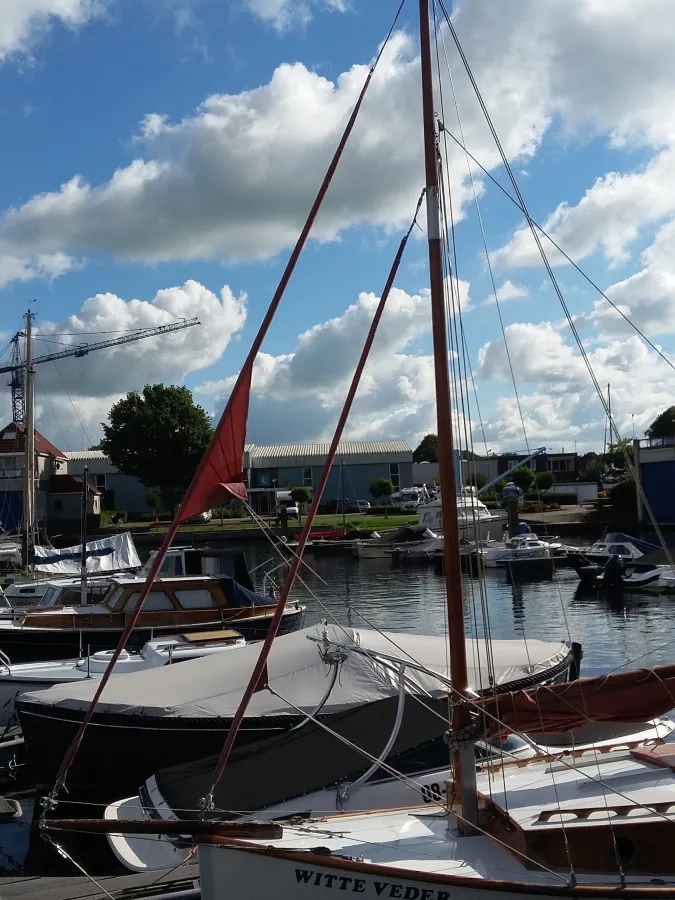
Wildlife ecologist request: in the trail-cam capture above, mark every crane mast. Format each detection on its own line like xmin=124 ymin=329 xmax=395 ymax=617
xmin=3 ymin=317 xmax=200 ymax=423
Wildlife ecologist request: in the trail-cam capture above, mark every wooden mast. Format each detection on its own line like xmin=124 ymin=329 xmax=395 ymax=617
xmin=418 ymin=0 xmax=478 ymax=831
xmin=22 ymin=311 xmax=35 ymax=572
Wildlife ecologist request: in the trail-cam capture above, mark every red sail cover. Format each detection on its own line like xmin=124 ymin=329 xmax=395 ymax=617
xmin=178 ymin=361 xmax=253 ymax=523
xmin=480 ymin=664 xmax=675 ymax=737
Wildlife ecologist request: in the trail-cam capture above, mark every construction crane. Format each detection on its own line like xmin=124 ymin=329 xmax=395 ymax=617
xmin=0 ymin=317 xmax=200 ymax=423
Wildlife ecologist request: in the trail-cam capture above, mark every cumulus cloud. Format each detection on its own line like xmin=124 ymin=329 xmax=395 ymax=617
xmin=481 ymin=280 xmax=528 ymax=307
xmin=0 ymin=0 xmax=106 ymax=62
xmin=476 ymin=323 xmax=673 ymax=451
xmin=245 ymin=0 xmax=347 ymax=31
xmin=197 ymin=285 xmax=472 ymax=447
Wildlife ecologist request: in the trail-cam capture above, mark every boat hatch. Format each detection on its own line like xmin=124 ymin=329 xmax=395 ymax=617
xmin=179 ymin=629 xmax=243 ymax=644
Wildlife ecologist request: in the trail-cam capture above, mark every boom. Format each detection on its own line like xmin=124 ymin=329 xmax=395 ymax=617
xmin=2 ymin=317 xmax=200 ymax=422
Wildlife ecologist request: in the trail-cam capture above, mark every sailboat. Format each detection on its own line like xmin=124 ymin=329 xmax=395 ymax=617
xmin=38 ymin=0 xmax=675 ymax=895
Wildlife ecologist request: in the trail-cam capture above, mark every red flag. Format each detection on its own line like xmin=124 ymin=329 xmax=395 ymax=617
xmin=178 ymin=360 xmax=252 ymax=522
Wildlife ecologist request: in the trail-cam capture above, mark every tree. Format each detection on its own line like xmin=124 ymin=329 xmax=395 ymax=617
xmin=413 ymin=434 xmax=438 ymax=463
xmin=145 ymin=489 xmax=161 ymax=514
xmin=646 ymin=407 xmax=675 ymax=439
xmin=534 ymin=471 xmax=553 ymax=491
xmin=466 ymin=471 xmax=487 ymax=490
xmin=101 ymin=384 xmax=212 ymax=514
xmin=579 ymin=457 xmax=603 ymax=483
xmin=290 ymin=486 xmax=312 ymax=523
xmin=610 ymin=478 xmax=637 ymax=519
xmin=510 ymin=466 xmax=535 ymax=493
xmin=370 ymin=477 xmax=395 ymax=517
xmin=606 ymin=438 xmax=634 ymax=470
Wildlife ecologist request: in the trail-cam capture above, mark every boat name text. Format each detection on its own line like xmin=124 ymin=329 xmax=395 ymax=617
xmin=295 ymin=869 xmax=453 ymax=899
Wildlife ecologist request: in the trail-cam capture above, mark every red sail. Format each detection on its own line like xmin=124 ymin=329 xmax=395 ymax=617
xmin=178 ymin=360 xmax=252 ymax=523
xmin=480 ymin=663 xmax=675 ymax=737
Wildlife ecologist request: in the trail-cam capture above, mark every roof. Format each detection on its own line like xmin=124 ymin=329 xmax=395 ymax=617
xmin=0 ymin=422 xmax=67 ymax=459
xmin=64 ymin=450 xmax=106 ymax=461
xmin=49 ymin=474 xmax=101 ymax=494
xmin=250 ymin=440 xmax=413 ymax=468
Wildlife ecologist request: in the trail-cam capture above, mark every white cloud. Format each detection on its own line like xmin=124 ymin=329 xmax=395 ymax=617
xmin=245 ymin=0 xmax=347 ymax=31
xmin=197 ymin=285 xmax=472 ymax=447
xmin=481 ymin=280 xmax=528 ymax=306
xmin=476 ymin=323 xmax=672 ymax=451
xmin=0 ymin=0 xmax=106 ymax=62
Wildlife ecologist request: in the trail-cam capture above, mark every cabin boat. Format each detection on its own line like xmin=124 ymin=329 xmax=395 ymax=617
xmin=567 ymin=533 xmax=661 ymax=573
xmin=478 ymin=534 xmax=566 ymax=569
xmin=0 ymin=574 xmax=305 ymax=663
xmin=16 ymin=624 xmax=577 ymax=798
xmin=417 ymin=491 xmax=507 ymax=541
xmin=352 ymin=525 xmax=439 ymax=559
xmin=0 ymin=629 xmax=246 ymax=725
xmin=104 ymin=717 xmax=675 ymax=874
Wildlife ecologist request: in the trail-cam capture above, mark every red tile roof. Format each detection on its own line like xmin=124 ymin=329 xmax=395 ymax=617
xmin=0 ymin=422 xmax=67 ymax=459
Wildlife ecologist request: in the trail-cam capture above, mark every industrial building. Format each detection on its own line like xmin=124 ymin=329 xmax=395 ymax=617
xmin=246 ymin=441 xmax=414 ymax=514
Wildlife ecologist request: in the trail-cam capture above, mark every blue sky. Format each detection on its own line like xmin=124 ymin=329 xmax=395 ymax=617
xmin=0 ymin=0 xmax=674 ymax=453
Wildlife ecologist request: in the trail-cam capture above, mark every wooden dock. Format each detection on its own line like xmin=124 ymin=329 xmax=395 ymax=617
xmin=0 ymin=863 xmax=200 ymax=899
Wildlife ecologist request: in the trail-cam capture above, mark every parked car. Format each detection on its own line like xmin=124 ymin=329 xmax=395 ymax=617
xmin=346 ymin=500 xmax=371 ymax=513
xmin=284 ymin=504 xmax=300 ymax=520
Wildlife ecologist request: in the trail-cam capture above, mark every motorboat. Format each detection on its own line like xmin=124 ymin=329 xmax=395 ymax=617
xmin=567 ymin=532 xmax=662 ymax=573
xmin=417 ymin=490 xmax=507 ymax=541
xmin=0 ymin=629 xmax=246 ymax=725
xmin=104 ymin=716 xmax=675 ymax=873
xmin=580 ymin=555 xmax=675 ymax=593
xmin=352 ymin=524 xmax=439 ymax=559
xmin=17 ymin=624 xmax=578 ymax=797
xmin=0 ymin=573 xmax=305 ymax=663
xmin=478 ymin=533 xmax=566 ymax=569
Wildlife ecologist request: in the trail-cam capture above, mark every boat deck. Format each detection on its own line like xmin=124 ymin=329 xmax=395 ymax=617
xmin=0 ymin=863 xmax=199 ymax=898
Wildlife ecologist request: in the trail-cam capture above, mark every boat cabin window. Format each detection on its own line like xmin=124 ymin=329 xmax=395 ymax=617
xmin=103 ymin=586 xmax=126 ymax=609
xmin=593 ymin=544 xmax=606 ymax=552
xmin=38 ymin=587 xmax=58 ymax=606
xmin=123 ymin=591 xmax=173 ymax=612
xmin=174 ymin=589 xmax=216 ymax=609
xmin=608 ymin=545 xmax=630 ymax=556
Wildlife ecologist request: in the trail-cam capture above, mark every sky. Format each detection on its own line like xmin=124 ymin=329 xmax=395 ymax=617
xmin=0 ymin=0 xmax=674 ymax=456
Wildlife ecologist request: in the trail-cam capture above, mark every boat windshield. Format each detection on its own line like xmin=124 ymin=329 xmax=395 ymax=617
xmin=103 ymin=585 xmax=126 ymax=609
xmin=38 ymin=586 xmax=59 ymax=607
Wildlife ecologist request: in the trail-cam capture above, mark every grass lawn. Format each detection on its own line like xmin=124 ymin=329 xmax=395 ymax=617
xmin=100 ymin=512 xmax=419 ymax=534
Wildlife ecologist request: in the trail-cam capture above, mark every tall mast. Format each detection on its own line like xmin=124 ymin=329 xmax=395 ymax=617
xmin=79 ymin=465 xmax=89 ymax=606
xmin=418 ymin=0 xmax=478 ymax=831
xmin=22 ymin=311 xmax=35 ymax=571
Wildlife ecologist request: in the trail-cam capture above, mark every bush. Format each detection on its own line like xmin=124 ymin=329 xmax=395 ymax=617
xmin=534 ymin=471 xmax=554 ymax=491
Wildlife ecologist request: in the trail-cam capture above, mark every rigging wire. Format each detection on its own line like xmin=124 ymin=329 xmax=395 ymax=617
xmin=436 ymin=0 xmax=675 ymax=577
xmin=438 ymin=129 xmax=675 ymax=379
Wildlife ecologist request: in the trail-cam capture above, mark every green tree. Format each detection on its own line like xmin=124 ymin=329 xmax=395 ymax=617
xmin=646 ymin=407 xmax=675 ymax=439
xmin=579 ymin=457 xmax=603 ymax=483
xmin=101 ymin=384 xmax=212 ymax=514
xmin=534 ymin=470 xmax=553 ymax=491
xmin=370 ymin=477 xmax=395 ymax=518
xmin=145 ymin=489 xmax=161 ymax=514
xmin=606 ymin=438 xmax=634 ymax=470
xmin=466 ymin=471 xmax=487 ymax=490
xmin=510 ymin=466 xmax=535 ymax=493
xmin=290 ymin=485 xmax=312 ymax=523
xmin=610 ymin=478 xmax=637 ymax=519
xmin=413 ymin=434 xmax=438 ymax=463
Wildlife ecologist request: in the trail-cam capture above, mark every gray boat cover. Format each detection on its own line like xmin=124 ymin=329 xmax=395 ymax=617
xmin=17 ymin=624 xmax=570 ymax=720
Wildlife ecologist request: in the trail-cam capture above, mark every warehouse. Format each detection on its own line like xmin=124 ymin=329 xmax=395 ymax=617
xmin=246 ymin=441 xmax=414 ymax=514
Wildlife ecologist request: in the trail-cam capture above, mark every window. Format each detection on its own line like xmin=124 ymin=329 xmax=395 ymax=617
xmin=123 ymin=591 xmax=173 ymax=612
xmin=608 ymin=545 xmax=630 ymax=556
xmin=95 ymin=474 xmax=106 ymax=489
xmin=389 ymin=463 xmax=400 ymax=488
xmin=54 ymin=500 xmax=62 ymax=512
xmin=302 ymin=467 xmax=312 ymax=488
xmin=549 ymin=457 xmax=575 ymax=473
xmin=174 ymin=589 xmax=217 ymax=609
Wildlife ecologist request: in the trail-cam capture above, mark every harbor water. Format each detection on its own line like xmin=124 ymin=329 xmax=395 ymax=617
xmin=2 ymin=540 xmax=675 ymax=877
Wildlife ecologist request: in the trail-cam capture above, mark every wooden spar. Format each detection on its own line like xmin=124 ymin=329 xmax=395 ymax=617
xmin=417 ymin=0 xmax=478 ymax=831
xmin=44 ymin=818 xmax=282 ymax=839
